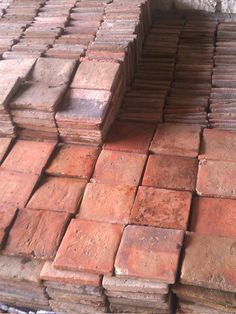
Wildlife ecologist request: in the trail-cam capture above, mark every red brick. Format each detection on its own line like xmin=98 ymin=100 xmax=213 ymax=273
xmin=197 ymin=159 xmax=236 ymax=199
xmin=27 ymin=177 xmax=87 ymax=213
xmin=199 ymin=128 xmax=236 ymax=162
xmin=103 ymin=121 xmax=155 ymax=154
xmin=190 ymin=197 xmax=236 ymax=238
xmin=54 ymin=219 xmax=124 ymax=275
xmin=150 ymin=124 xmax=201 ymax=157
xmin=92 ymin=150 xmax=147 ymax=186
xmin=143 ymin=154 xmax=198 ymax=191
xmin=181 ymin=232 xmax=236 ymax=292
xmin=115 ymin=225 xmax=184 ymax=283
xmin=77 ymin=183 xmax=136 ymax=224
xmin=130 ymin=186 xmax=192 ymax=230
xmin=0 ymin=169 xmax=39 ymax=208
xmin=0 ymin=207 xmax=17 ymax=247
xmin=46 ymin=144 xmax=100 ymax=178
xmin=4 ymin=208 xmax=70 ymax=259
xmin=1 ymin=140 xmax=56 ymax=174
xmin=0 ymin=137 xmax=12 ymax=163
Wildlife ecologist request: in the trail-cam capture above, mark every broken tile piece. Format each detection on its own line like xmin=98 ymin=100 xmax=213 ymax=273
xmin=0 ymin=137 xmax=12 ymax=163
xmin=0 ymin=207 xmax=17 ymax=247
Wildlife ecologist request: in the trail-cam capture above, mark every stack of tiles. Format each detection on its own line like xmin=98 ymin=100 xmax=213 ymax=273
xmin=56 ymin=59 xmax=124 ymax=144
xmin=210 ymin=22 xmax=236 ymax=130
xmin=165 ymin=16 xmax=217 ymax=126
xmin=9 ymin=58 xmax=76 ymax=140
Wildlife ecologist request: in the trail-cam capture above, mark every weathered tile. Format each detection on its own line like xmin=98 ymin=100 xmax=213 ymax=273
xmin=0 ymin=137 xmax=12 ymax=163
xmin=0 ymin=77 xmax=21 ymax=109
xmin=0 ymin=58 xmax=36 ymax=80
xmin=54 ymin=219 xmax=124 ymax=275
xmin=0 ymin=207 xmax=17 ymax=247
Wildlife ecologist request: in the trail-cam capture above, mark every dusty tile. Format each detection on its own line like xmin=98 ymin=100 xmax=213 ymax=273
xmin=0 ymin=58 xmax=36 ymax=80
xmin=77 ymin=183 xmax=136 ymax=224
xmin=115 ymin=225 xmax=184 ymax=283
xmin=129 ymin=186 xmax=192 ymax=230
xmin=92 ymin=150 xmax=147 ymax=186
xmin=1 ymin=140 xmax=56 ymax=174
xmin=103 ymin=121 xmax=155 ymax=154
xmin=0 ymin=207 xmax=17 ymax=247
xmin=197 ymin=159 xmax=236 ymax=199
xmin=143 ymin=154 xmax=198 ymax=191
xmin=46 ymin=144 xmax=100 ymax=178
xmin=0 ymin=169 xmax=39 ymax=208
xmin=191 ymin=197 xmax=236 ymax=238
xmin=27 ymin=177 xmax=87 ymax=213
xmin=181 ymin=232 xmax=236 ymax=292
xmin=54 ymin=219 xmax=124 ymax=275
xmin=0 ymin=77 xmax=21 ymax=109
xmin=0 ymin=137 xmax=12 ymax=163
xmin=4 ymin=208 xmax=70 ymax=259
xmin=150 ymin=123 xmax=201 ymax=157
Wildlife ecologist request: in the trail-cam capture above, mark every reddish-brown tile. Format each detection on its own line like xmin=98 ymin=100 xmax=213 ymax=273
xmin=46 ymin=144 xmax=100 ymax=178
xmin=103 ymin=121 xmax=155 ymax=154
xmin=143 ymin=154 xmax=198 ymax=191
xmin=27 ymin=177 xmax=87 ymax=213
xmin=1 ymin=140 xmax=56 ymax=174
xmin=77 ymin=183 xmax=136 ymax=224
xmin=129 ymin=186 xmax=192 ymax=230
xmin=54 ymin=219 xmax=124 ymax=275
xmin=115 ymin=225 xmax=184 ymax=283
xmin=92 ymin=150 xmax=147 ymax=186
xmin=150 ymin=124 xmax=201 ymax=157
xmin=0 ymin=137 xmax=12 ymax=164
xmin=0 ymin=207 xmax=17 ymax=247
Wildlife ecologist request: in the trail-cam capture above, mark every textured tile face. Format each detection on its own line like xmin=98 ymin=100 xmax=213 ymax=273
xmin=197 ymin=159 xmax=236 ymax=198
xmin=92 ymin=150 xmax=147 ymax=186
xmin=115 ymin=225 xmax=184 ymax=283
xmin=0 ymin=170 xmax=39 ymax=208
xmin=103 ymin=121 xmax=155 ymax=154
xmin=181 ymin=232 xmax=236 ymax=292
xmin=46 ymin=144 xmax=100 ymax=178
xmin=0 ymin=207 xmax=17 ymax=247
xmin=191 ymin=197 xmax=236 ymax=238
xmin=2 ymin=140 xmax=56 ymax=174
xmin=0 ymin=59 xmax=36 ymax=80
xmin=4 ymin=209 xmax=69 ymax=259
xmin=78 ymin=183 xmax=136 ymax=224
xmin=130 ymin=186 xmax=192 ymax=230
xmin=0 ymin=77 xmax=21 ymax=109
xmin=150 ymin=124 xmax=201 ymax=157
xmin=143 ymin=154 xmax=198 ymax=191
xmin=27 ymin=177 xmax=86 ymax=213
xmin=54 ymin=219 xmax=124 ymax=275
xmin=0 ymin=137 xmax=12 ymax=163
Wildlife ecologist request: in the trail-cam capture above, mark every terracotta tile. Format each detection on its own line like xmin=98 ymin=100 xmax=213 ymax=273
xmin=143 ymin=154 xmax=198 ymax=191
xmin=0 ymin=77 xmax=21 ymax=110
xmin=129 ymin=186 xmax=192 ymax=230
xmin=77 ymin=183 xmax=136 ymax=224
xmin=92 ymin=150 xmax=147 ymax=186
xmin=4 ymin=208 xmax=70 ymax=259
xmin=54 ymin=219 xmax=124 ymax=275
xmin=0 ymin=207 xmax=17 ymax=247
xmin=199 ymin=128 xmax=236 ymax=162
xmin=46 ymin=144 xmax=100 ymax=178
xmin=27 ymin=177 xmax=87 ymax=213
xmin=181 ymin=232 xmax=236 ymax=292
xmin=0 ymin=59 xmax=36 ymax=80
xmin=0 ymin=169 xmax=39 ymax=208
xmin=0 ymin=137 xmax=12 ymax=163
xmin=150 ymin=124 xmax=201 ymax=157
xmin=1 ymin=140 xmax=56 ymax=174
xmin=190 ymin=197 xmax=236 ymax=238
xmin=103 ymin=121 xmax=155 ymax=154
xmin=115 ymin=225 xmax=184 ymax=283
xmin=197 ymin=159 xmax=236 ymax=199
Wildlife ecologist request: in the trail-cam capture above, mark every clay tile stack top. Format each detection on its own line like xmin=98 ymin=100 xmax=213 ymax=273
xmin=0 ymin=207 xmax=17 ymax=249
xmin=0 ymin=137 xmax=12 ymax=164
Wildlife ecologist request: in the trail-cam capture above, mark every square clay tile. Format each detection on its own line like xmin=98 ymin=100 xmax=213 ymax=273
xmin=199 ymin=128 xmax=236 ymax=162
xmin=4 ymin=208 xmax=70 ymax=259
xmin=190 ymin=197 xmax=236 ymax=238
xmin=0 ymin=137 xmax=12 ymax=163
xmin=1 ymin=140 xmax=56 ymax=174
xmin=197 ymin=159 xmax=236 ymax=199
xmin=181 ymin=232 xmax=236 ymax=292
xmin=53 ymin=219 xmax=124 ymax=275
xmin=71 ymin=60 xmax=120 ymax=91
xmin=150 ymin=124 xmax=201 ymax=157
xmin=27 ymin=176 xmax=87 ymax=213
xmin=92 ymin=150 xmax=147 ymax=186
xmin=0 ymin=169 xmax=39 ymax=208
xmin=115 ymin=225 xmax=184 ymax=283
xmin=0 ymin=207 xmax=17 ymax=247
xmin=129 ymin=186 xmax=192 ymax=230
xmin=0 ymin=77 xmax=21 ymax=109
xmin=46 ymin=144 xmax=100 ymax=178
xmin=142 ymin=154 xmax=198 ymax=191
xmin=0 ymin=59 xmax=36 ymax=80
xmin=103 ymin=121 xmax=156 ymax=154
xmin=77 ymin=183 xmax=136 ymax=224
